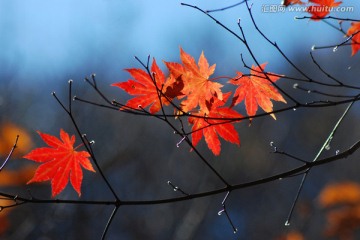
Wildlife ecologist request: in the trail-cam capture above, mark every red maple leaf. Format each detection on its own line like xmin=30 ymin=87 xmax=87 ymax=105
xmin=165 ymin=48 xmax=223 ymax=114
xmin=229 ymin=63 xmax=287 ymax=120
xmin=112 ymin=58 xmax=177 ymax=114
xmin=282 ymin=0 xmax=304 ymax=6
xmin=307 ymin=0 xmax=342 ymax=20
xmin=347 ymin=22 xmax=360 ymax=56
xmin=188 ymin=92 xmax=242 ymax=155
xmin=23 ymin=129 xmax=95 ymax=197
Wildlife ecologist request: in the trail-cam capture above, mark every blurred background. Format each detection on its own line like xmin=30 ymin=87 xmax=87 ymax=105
xmin=1 ymin=0 xmax=360 ymax=239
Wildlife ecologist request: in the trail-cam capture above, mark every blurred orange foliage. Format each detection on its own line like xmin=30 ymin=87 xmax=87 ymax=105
xmin=0 ymin=122 xmax=35 ymax=236
xmin=0 ymin=122 xmax=32 ymax=158
xmin=0 ymin=199 xmax=10 ymax=236
xmin=276 ymin=230 xmax=304 ymax=240
xmin=0 ymin=165 xmax=37 ymax=237
xmin=318 ymin=182 xmax=360 ymax=240
xmin=0 ymin=165 xmax=36 ymax=186
xmin=319 ymin=182 xmax=360 ymax=207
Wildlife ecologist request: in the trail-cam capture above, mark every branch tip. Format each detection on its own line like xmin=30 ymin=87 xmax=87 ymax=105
xmin=176 ymin=136 xmax=186 ymax=148
xmin=218 ymin=209 xmax=225 ymax=215
xmin=167 ymin=181 xmax=189 ymax=196
xmin=270 ymin=141 xmax=277 ymax=152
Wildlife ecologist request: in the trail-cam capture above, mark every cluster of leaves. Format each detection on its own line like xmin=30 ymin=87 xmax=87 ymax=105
xmin=113 ymin=48 xmax=286 ymax=156
xmin=13 ymin=3 xmax=359 ymax=240
xmin=285 ymin=0 xmax=360 ymax=55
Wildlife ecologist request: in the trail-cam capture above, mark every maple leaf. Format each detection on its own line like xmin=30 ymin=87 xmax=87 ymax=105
xmin=165 ymin=48 xmax=223 ymax=114
xmin=281 ymin=0 xmax=304 ymax=6
xmin=307 ymin=0 xmax=342 ymax=20
xmin=188 ymin=92 xmax=242 ymax=155
xmin=112 ymin=58 xmax=177 ymax=114
xmin=23 ymin=129 xmax=95 ymax=197
xmin=347 ymin=22 xmax=360 ymax=56
xmin=229 ymin=63 xmax=287 ymax=120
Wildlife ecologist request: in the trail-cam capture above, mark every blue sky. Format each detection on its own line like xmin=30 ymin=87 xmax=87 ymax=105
xmin=2 ymin=0 xmax=358 ymax=89
xmin=1 ymin=0 xmax=359 ymax=132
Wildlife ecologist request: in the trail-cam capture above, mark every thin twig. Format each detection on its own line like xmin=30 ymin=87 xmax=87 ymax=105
xmin=206 ymin=0 xmax=246 ymax=13
xmin=218 ymin=191 xmax=237 ymax=233
xmin=0 ymin=135 xmax=19 ymax=171
xmin=182 ymin=2 xmax=300 ymax=104
xmin=167 ymin=181 xmax=189 ymax=196
xmin=101 ymin=206 xmax=120 ymax=240
xmin=285 ymin=99 xmax=356 ymax=225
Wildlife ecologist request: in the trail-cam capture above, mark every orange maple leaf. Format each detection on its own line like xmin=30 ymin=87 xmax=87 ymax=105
xmin=188 ymin=92 xmax=242 ymax=155
xmin=23 ymin=129 xmax=95 ymax=197
xmin=347 ymin=22 xmax=360 ymax=56
xmin=165 ymin=48 xmax=223 ymax=114
xmin=112 ymin=58 xmax=177 ymax=114
xmin=307 ymin=0 xmax=342 ymax=20
xmin=228 ymin=63 xmax=286 ymax=120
